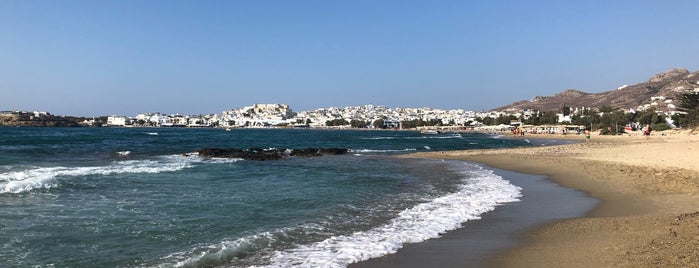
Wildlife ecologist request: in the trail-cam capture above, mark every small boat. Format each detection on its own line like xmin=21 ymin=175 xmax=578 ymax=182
xmin=225 ymin=127 xmax=232 ymax=131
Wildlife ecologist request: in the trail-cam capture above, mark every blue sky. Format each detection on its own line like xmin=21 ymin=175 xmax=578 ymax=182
xmin=2 ymin=0 xmax=699 ymax=116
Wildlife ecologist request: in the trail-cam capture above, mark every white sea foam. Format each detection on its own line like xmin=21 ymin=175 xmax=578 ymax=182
xmin=0 ymin=155 xmax=208 ymax=194
xmin=350 ymin=148 xmax=417 ymax=153
xmin=428 ymin=134 xmax=463 ymax=139
xmin=256 ymin=163 xmax=522 ymax=267
xmin=162 ymin=163 xmax=522 ymax=268
xmin=203 ymin=157 xmax=244 ymax=164
xmin=359 ymin=137 xmax=399 ymax=140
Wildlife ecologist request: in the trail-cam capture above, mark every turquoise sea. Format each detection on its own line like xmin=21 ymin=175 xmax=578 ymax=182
xmin=0 ymin=128 xmax=562 ymax=267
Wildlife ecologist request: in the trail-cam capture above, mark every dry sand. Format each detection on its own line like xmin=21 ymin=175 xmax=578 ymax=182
xmin=411 ymin=130 xmax=699 ymax=267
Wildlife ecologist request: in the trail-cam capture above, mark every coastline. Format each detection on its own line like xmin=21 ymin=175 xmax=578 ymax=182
xmin=356 ymin=130 xmax=699 ymax=267
xmin=351 ymin=166 xmax=597 ymax=268
xmin=418 ymin=131 xmax=699 ymax=267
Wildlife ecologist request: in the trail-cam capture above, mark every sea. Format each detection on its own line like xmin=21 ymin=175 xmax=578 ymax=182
xmin=0 ymin=127 xmax=566 ymax=267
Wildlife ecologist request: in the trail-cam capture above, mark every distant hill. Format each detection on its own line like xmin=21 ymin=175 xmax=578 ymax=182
xmin=0 ymin=111 xmax=96 ymax=127
xmin=491 ymin=68 xmax=699 ymax=112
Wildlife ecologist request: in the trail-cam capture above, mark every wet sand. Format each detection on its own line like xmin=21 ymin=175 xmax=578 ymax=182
xmin=351 ymin=167 xmax=597 ymax=268
xmin=355 ymin=130 xmax=699 ymax=267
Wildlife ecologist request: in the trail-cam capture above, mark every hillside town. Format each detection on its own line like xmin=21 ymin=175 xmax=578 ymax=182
xmin=99 ymin=104 xmax=480 ymax=129
xmin=3 ymin=69 xmax=699 ymax=132
xmin=3 ymin=91 xmax=691 ymax=132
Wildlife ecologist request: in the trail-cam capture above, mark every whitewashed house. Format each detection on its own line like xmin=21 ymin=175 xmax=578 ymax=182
xmin=107 ymin=116 xmax=130 ymax=126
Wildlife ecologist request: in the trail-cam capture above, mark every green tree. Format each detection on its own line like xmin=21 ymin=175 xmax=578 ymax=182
xmin=476 ymin=117 xmax=495 ymax=126
xmin=599 ymin=110 xmax=629 ymax=134
xmin=325 ymin=119 xmax=349 ymax=126
xmin=495 ymin=115 xmax=516 ymax=125
xmin=571 ymin=113 xmax=600 ymax=130
xmin=678 ymin=92 xmax=699 ymax=110
xmin=400 ymin=119 xmax=441 ymax=128
xmin=598 ymin=106 xmax=615 ymax=114
xmin=350 ymin=120 xmax=368 ymax=128
xmin=373 ymin=118 xmax=385 ymax=129
xmin=676 ymin=92 xmax=699 ymax=128
xmin=636 ymin=108 xmax=663 ymax=125
xmin=653 ymin=122 xmax=671 ymax=131
xmin=538 ymin=111 xmax=559 ymax=125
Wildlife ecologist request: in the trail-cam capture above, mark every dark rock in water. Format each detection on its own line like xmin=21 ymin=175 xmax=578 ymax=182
xmin=194 ymin=147 xmax=349 ymax=161
xmin=196 ymin=147 xmax=285 ymax=161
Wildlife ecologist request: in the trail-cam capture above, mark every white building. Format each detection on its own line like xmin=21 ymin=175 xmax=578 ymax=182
xmin=107 ymin=116 xmax=130 ymax=126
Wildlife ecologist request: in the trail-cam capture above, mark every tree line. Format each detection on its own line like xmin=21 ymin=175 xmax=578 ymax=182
xmin=477 ymin=92 xmax=699 ymax=133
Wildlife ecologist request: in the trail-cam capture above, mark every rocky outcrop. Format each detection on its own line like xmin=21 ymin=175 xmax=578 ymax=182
xmin=648 ymin=68 xmax=690 ymax=83
xmin=194 ymin=147 xmax=349 ymax=161
xmin=289 ymin=148 xmax=349 ymax=157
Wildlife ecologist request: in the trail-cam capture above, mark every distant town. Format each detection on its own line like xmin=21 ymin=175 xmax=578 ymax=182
xmin=1 ymin=104 xmax=499 ymax=129
xmin=2 ymin=91 xmax=696 ymax=133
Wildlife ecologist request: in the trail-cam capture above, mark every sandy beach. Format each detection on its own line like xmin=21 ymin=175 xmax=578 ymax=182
xmin=402 ymin=130 xmax=699 ymax=267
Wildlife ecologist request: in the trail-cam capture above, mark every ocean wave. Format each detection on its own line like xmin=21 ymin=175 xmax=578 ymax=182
xmin=154 ymin=223 xmax=332 ymax=268
xmin=428 ymin=134 xmax=463 ymax=139
xmin=360 ymin=135 xmax=461 ymax=140
xmin=0 ymin=155 xmax=237 ymax=194
xmin=350 ymin=148 xmax=418 ymax=153
xmin=359 ymin=136 xmax=399 ymax=140
xmin=258 ymin=163 xmax=521 ymax=267
xmin=158 ymin=163 xmax=521 ymax=268
xmin=165 ymin=232 xmax=279 ymax=268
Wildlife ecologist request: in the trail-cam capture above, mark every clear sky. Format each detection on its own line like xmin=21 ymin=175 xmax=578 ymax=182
xmin=2 ymin=0 xmax=699 ymax=116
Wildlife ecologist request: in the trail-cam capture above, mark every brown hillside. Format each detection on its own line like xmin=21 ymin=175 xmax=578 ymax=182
xmin=492 ymin=68 xmax=699 ymax=112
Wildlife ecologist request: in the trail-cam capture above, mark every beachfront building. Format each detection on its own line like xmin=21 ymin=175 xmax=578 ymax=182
xmin=106 ymin=116 xmax=131 ymax=126
xmin=186 ymin=114 xmax=219 ymax=127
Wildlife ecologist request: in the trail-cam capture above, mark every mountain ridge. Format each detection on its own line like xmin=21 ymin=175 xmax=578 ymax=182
xmin=492 ymin=68 xmax=699 ymax=112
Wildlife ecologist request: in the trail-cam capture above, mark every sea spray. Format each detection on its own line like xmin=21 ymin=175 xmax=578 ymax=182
xmin=0 ymin=154 xmax=213 ymax=194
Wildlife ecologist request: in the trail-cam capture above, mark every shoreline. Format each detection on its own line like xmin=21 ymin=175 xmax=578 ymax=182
xmin=351 ymin=166 xmax=597 ymax=268
xmin=357 ymin=130 xmax=699 ymax=267
xmin=426 ymin=132 xmax=699 ymax=267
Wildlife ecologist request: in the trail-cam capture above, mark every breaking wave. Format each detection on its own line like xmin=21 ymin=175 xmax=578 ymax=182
xmin=350 ymin=148 xmax=418 ymax=153
xmin=0 ymin=155 xmax=238 ymax=194
xmin=260 ymin=164 xmax=521 ymax=267
xmin=157 ymin=163 xmax=522 ymax=268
